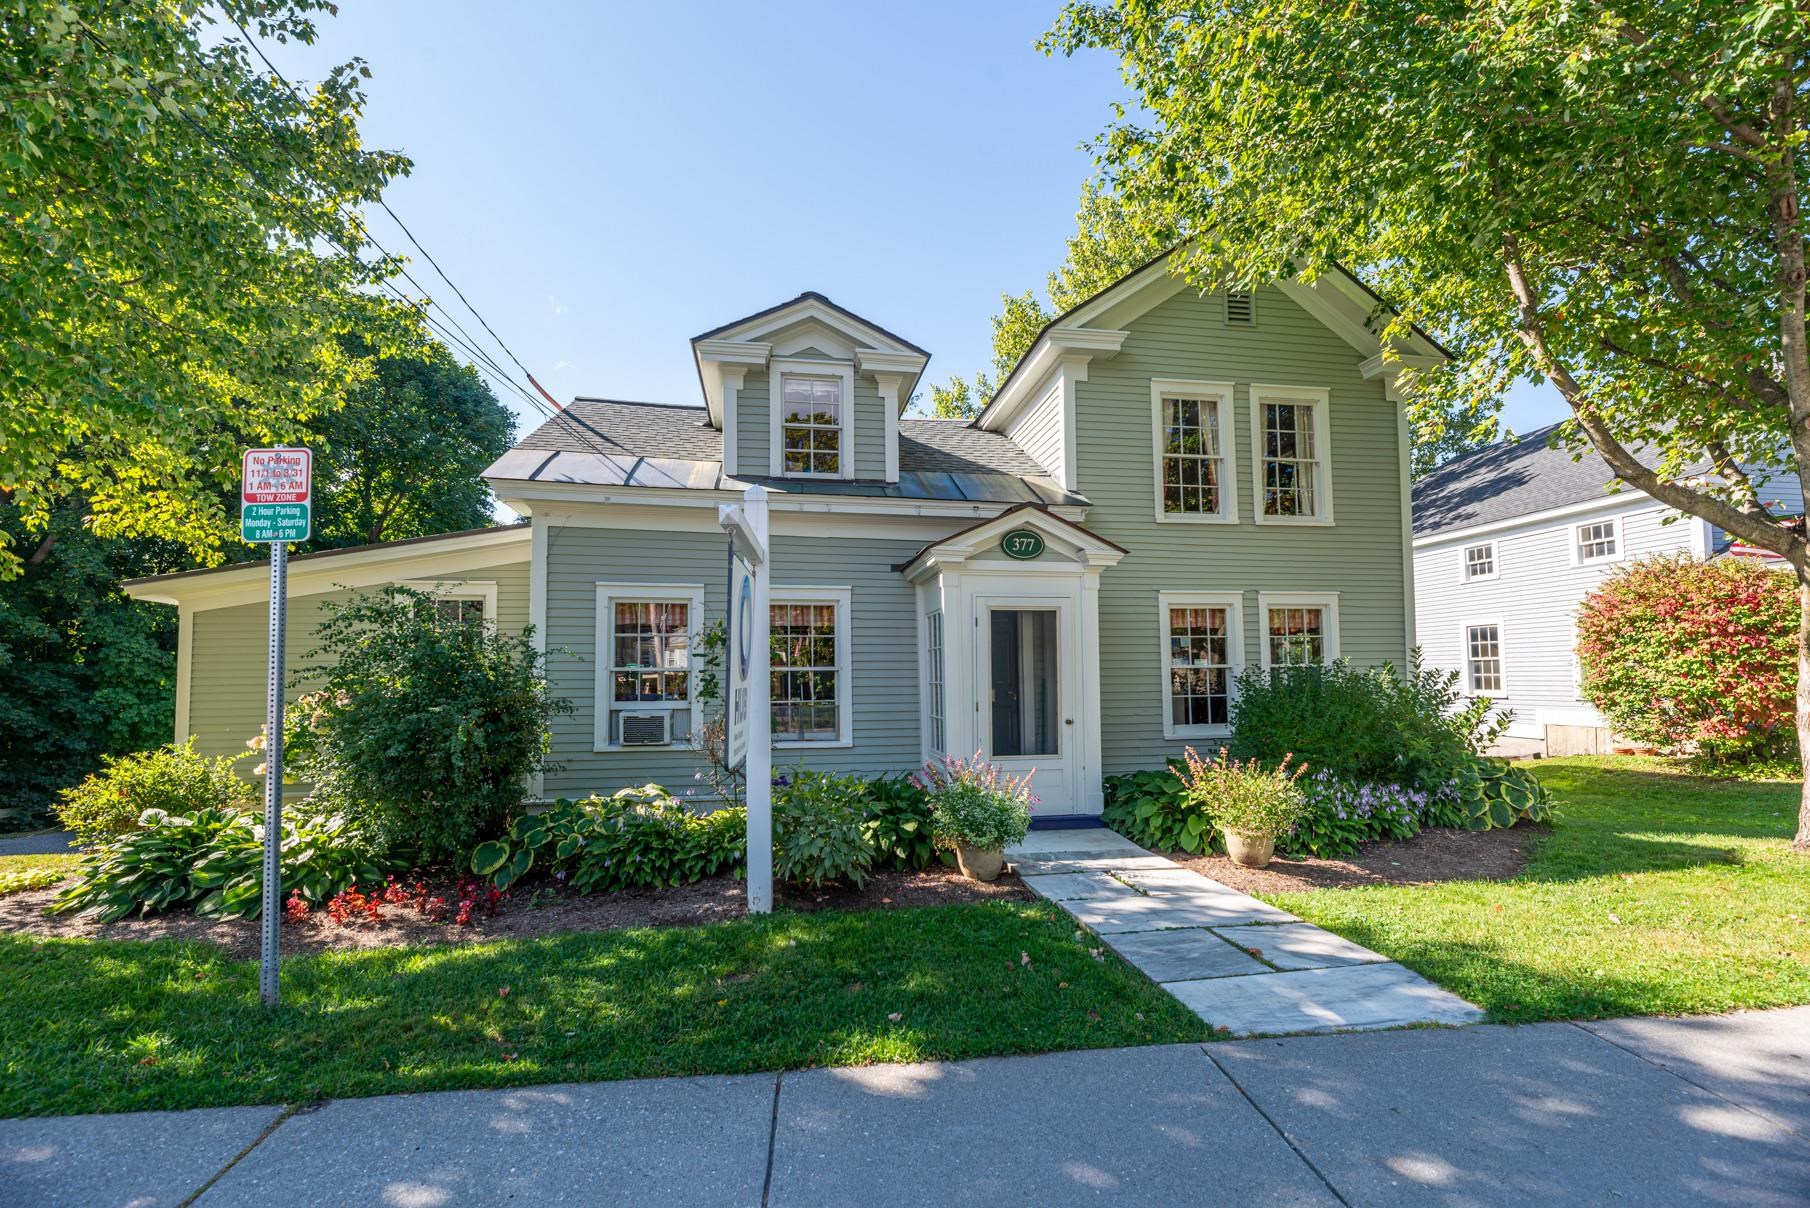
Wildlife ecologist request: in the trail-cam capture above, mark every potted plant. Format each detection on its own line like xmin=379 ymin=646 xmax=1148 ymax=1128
xmin=1181 ymin=746 xmax=1308 ymax=869
xmin=916 ymin=754 xmax=1035 ymax=881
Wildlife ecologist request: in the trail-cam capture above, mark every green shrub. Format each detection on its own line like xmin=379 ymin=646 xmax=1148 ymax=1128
xmin=862 ymin=774 xmax=939 ymax=870
xmin=773 ymin=771 xmax=874 ymax=889
xmin=1102 ymin=766 xmax=1214 ymax=853
xmin=287 ymin=586 xmax=570 ymax=863
xmin=918 ymin=755 xmax=1035 ymax=853
xmin=54 ymin=739 xmax=245 ymax=847
xmin=51 ymin=806 xmax=390 ymax=922
xmin=472 ymin=785 xmax=746 ymax=894
xmin=1181 ymin=747 xmax=1309 ymax=840
xmin=1451 ymin=761 xmax=1557 ymax=830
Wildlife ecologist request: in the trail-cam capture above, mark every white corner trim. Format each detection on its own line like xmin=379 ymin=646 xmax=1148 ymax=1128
xmin=174 ymin=605 xmax=193 ymax=743
xmin=769 ymin=357 xmax=857 ymax=482
xmin=1249 ymin=384 xmax=1335 ymax=527
xmin=868 ymin=370 xmax=907 ymax=483
xmin=592 ymin=583 xmax=706 ymax=753
xmin=978 ymin=328 xmax=1130 ymax=432
xmin=769 ymin=584 xmax=856 ymax=750
xmin=1150 ymin=378 xmax=1239 ymax=526
xmin=1398 ymin=401 xmax=1417 ymax=657
xmin=1461 ymin=617 xmax=1509 ymax=698
xmin=1255 ymin=591 xmax=1342 ymax=669
xmin=1156 ymin=590 xmax=1244 ymax=741
xmin=720 ymin=364 xmax=748 ymax=477
xmin=695 ymin=340 xmax=773 ymax=427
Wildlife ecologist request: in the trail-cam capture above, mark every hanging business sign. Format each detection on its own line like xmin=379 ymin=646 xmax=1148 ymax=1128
xmin=726 ymin=558 xmax=754 ymax=770
xmin=1000 ymin=528 xmax=1046 ymax=560
xmin=241 ymin=448 xmax=312 ymax=544
xmin=718 ymin=485 xmax=773 ymax=914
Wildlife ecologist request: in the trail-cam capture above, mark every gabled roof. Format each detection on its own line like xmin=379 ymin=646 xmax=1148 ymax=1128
xmin=894 ymin=503 xmax=1128 ymax=577
xmin=488 ymin=399 xmax=1088 ymax=508
xmin=692 ymin=290 xmax=929 ymax=356
xmin=1412 ymin=424 xmax=1656 ymax=538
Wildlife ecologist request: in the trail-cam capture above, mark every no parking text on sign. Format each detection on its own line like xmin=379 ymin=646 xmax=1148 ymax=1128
xmin=241 ymin=447 xmax=312 ymax=543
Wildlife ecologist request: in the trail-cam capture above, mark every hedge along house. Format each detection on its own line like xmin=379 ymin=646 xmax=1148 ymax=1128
xmin=125 ymin=251 xmax=1444 ymax=818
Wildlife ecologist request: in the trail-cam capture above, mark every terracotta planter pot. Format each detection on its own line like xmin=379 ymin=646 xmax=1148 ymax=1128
xmin=956 ymin=844 xmax=1005 ymax=882
xmin=1223 ymin=829 xmax=1275 ymax=869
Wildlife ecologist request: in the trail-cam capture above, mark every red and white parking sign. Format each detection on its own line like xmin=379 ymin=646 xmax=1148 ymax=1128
xmin=242 ymin=448 xmax=312 ymax=504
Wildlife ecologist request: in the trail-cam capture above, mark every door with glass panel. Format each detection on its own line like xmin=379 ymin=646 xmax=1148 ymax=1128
xmin=975 ymin=597 xmax=1078 ymax=815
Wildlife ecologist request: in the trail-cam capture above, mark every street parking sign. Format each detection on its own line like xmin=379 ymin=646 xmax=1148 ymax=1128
xmin=241 ymin=448 xmax=312 ymax=544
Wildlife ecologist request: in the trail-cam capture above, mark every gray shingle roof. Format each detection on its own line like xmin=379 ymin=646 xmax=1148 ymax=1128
xmin=1412 ymin=424 xmax=1661 ymax=537
xmin=490 ymin=399 xmax=1085 ymax=508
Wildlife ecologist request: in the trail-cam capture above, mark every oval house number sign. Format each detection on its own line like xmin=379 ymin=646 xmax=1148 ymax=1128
xmin=1001 ymin=528 xmax=1046 ymax=560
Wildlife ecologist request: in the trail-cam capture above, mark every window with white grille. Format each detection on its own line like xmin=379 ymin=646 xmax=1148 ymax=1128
xmin=1466 ymin=624 xmax=1505 ymax=694
xmin=1267 ymin=606 xmax=1326 ymax=667
xmin=1166 ymin=603 xmax=1234 ymax=732
xmin=1158 ymin=395 xmax=1227 ymax=517
xmin=1576 ymin=520 xmax=1618 ymax=563
xmin=1463 ymin=543 xmax=1497 ymax=581
xmin=770 ymin=588 xmax=852 ymax=745
xmin=780 ymin=375 xmax=842 ymax=477
xmin=1252 ymin=386 xmax=1331 ymax=522
xmin=594 ymin=586 xmax=702 ymax=750
xmin=925 ymin=610 xmax=945 ymax=753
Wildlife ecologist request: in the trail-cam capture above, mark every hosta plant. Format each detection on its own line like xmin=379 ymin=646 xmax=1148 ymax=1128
xmin=1452 ymin=761 xmax=1557 ymax=831
xmin=471 ymin=785 xmax=745 ymax=894
xmin=861 ymin=773 xmax=939 ymax=870
xmin=773 ymin=771 xmax=874 ymax=889
xmin=1102 ymin=766 xmax=1213 ymax=853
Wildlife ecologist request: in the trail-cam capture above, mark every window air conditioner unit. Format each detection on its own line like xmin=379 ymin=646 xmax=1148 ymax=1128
xmin=620 ymin=712 xmax=672 ymax=747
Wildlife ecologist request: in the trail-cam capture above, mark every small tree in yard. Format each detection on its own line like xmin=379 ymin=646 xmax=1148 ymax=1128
xmin=287 ymin=587 xmax=568 ymax=863
xmin=1048 ymin=1 xmax=1810 ymax=846
xmin=1577 ymin=554 xmax=1799 ymax=766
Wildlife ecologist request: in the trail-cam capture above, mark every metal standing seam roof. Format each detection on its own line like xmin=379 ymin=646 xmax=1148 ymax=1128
xmin=490 ymin=398 xmax=1089 ymax=508
xmin=1411 ymin=424 xmax=1669 ymax=538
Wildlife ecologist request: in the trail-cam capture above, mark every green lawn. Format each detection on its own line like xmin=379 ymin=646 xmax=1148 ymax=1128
xmin=0 ymin=899 xmax=1206 ymax=1117
xmin=1266 ymin=756 xmax=1810 ymax=1023
xmin=0 ymin=851 xmax=81 ymax=896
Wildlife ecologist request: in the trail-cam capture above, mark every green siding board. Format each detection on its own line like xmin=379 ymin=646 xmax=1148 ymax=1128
xmin=1078 ymin=284 xmax=1410 ymax=775
xmin=541 ymin=524 xmax=923 ymax=799
xmin=735 ymin=374 xmax=770 ymax=476
xmin=852 ymin=376 xmax=885 ymax=479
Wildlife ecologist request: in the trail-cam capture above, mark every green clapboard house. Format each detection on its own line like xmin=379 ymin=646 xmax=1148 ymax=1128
xmin=126 ymin=251 xmax=1446 ymax=818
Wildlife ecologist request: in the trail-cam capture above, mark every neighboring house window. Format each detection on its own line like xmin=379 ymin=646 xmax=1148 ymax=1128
xmin=1159 ymin=592 xmax=1243 ymax=738
xmin=594 ymin=585 xmax=702 ymax=750
xmin=781 ymin=375 xmax=842 ymax=477
xmin=771 ymin=587 xmax=853 ymax=746
xmin=1466 ymin=623 xmax=1505 ymax=695
xmin=1252 ymin=386 xmax=1332 ymax=522
xmin=1258 ymin=593 xmax=1340 ymax=669
xmin=1576 ymin=519 xmax=1619 ymax=563
xmin=434 ymin=597 xmax=487 ymax=627
xmin=925 ymin=610 xmax=945 ymax=753
xmin=406 ymin=580 xmax=497 ymax=626
xmin=1463 ymin=542 xmax=1497 ymax=581
xmin=1152 ymin=380 xmax=1236 ymax=522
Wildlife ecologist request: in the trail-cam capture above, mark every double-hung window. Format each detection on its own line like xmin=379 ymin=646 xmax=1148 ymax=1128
xmin=1465 ymin=623 xmax=1505 ymax=695
xmin=1258 ymin=593 xmax=1339 ymax=669
xmin=1152 ymin=380 xmax=1236 ymax=522
xmin=594 ymin=584 xmax=702 ymax=749
xmin=780 ymin=375 xmax=843 ymax=477
xmin=1159 ymin=592 xmax=1242 ymax=738
xmin=1463 ymin=542 xmax=1497 ymax=581
xmin=1574 ymin=519 xmax=1619 ymax=563
xmin=1251 ymin=385 xmax=1332 ymax=523
xmin=924 ymin=610 xmax=945 ymax=754
xmin=770 ymin=587 xmax=852 ymax=746
xmin=408 ymin=580 xmax=497 ymax=627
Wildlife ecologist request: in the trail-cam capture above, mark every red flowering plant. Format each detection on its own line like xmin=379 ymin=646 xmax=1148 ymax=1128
xmin=1575 ymin=553 xmax=1798 ymax=767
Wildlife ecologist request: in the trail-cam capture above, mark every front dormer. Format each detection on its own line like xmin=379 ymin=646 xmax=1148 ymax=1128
xmin=692 ymin=293 xmax=929 ymax=482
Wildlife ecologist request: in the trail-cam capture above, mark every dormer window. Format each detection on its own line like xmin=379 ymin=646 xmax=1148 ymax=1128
xmin=781 ymin=375 xmax=843 ymax=477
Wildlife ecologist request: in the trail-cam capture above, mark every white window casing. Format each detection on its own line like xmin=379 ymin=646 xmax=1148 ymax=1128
xmin=1572 ymin=516 xmax=1623 ymax=565
xmin=404 ymin=579 xmax=499 ymax=623
xmin=925 ymin=608 xmax=946 ymax=754
xmin=593 ymin=583 xmax=705 ymax=752
xmin=1256 ymin=591 xmax=1341 ymax=669
xmin=770 ymin=585 xmax=854 ymax=749
xmin=1464 ymin=620 xmax=1507 ymax=696
xmin=1157 ymin=591 xmax=1244 ymax=740
xmin=770 ymin=358 xmax=855 ymax=480
xmin=1461 ymin=542 xmax=1498 ymax=582
xmin=1250 ymin=384 xmax=1334 ymax=525
xmin=1150 ymin=379 xmax=1239 ymax=524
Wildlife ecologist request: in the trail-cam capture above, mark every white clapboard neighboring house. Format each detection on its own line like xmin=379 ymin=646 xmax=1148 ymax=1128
xmin=1411 ymin=425 xmax=1801 ymax=757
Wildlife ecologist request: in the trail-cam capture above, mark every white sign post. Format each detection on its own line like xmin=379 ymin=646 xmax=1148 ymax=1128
xmin=241 ymin=447 xmax=311 ymax=1007
xmin=718 ymin=485 xmax=771 ymax=913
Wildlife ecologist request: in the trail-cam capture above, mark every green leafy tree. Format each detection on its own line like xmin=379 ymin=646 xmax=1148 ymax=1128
xmin=0 ymin=1 xmax=409 ymax=578
xmin=1048 ymin=1 xmax=1810 ymax=846
xmin=307 ymin=335 xmax=517 ymax=550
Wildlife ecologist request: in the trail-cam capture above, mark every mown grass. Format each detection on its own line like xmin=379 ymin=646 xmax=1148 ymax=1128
xmin=1266 ymin=756 xmax=1810 ymax=1023
xmin=0 ymin=852 xmax=81 ymax=896
xmin=0 ymin=899 xmax=1206 ymax=1117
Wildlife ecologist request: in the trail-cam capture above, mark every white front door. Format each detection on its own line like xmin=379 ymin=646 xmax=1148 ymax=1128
xmin=975 ymin=594 xmax=1081 ymax=816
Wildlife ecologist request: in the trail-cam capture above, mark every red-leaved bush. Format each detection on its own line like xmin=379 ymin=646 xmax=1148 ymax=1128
xmin=1575 ymin=553 xmax=1798 ymax=764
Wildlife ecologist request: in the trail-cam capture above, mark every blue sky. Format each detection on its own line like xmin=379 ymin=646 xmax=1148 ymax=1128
xmin=264 ymin=0 xmax=1565 ymax=437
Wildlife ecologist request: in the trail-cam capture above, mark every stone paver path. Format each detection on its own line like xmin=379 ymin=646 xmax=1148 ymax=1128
xmin=1007 ymin=826 xmax=1484 ymax=1036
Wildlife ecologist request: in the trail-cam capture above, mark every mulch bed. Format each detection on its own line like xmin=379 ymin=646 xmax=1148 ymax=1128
xmin=0 ymin=867 xmax=1035 ymax=961
xmin=1156 ymin=825 xmax=1545 ymax=895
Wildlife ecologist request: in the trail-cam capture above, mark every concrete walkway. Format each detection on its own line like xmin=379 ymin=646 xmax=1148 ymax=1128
xmin=1008 ymin=827 xmax=1484 ymax=1036
xmin=5 ymin=1009 xmax=1806 ymax=1207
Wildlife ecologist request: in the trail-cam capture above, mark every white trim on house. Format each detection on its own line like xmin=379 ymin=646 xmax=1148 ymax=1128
xmin=174 ymin=605 xmax=193 ymax=743
xmin=1411 ymin=494 xmax=1647 ymax=549
xmin=1249 ymin=384 xmax=1334 ymax=526
xmin=1150 ymin=379 xmax=1239 ymax=525
xmin=718 ymin=364 xmax=748 ymax=477
xmin=1569 ymin=514 xmax=1625 ymax=567
xmin=770 ymin=584 xmax=855 ymax=750
xmin=1156 ymin=590 xmax=1244 ymax=741
xmin=1461 ymin=540 xmax=1500 ymax=583
xmin=1462 ymin=618 xmax=1508 ymax=697
xmin=592 ymin=582 xmax=705 ymax=753
xmin=406 ymin=579 xmax=498 ymax=621
xmin=494 ymin=482 xmax=1089 ymax=528
xmin=769 ymin=357 xmax=856 ymax=481
xmin=1255 ymin=591 xmax=1342 ymax=669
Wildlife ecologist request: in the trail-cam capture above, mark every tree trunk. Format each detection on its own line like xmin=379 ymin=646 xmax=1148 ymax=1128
xmin=1799 ymin=571 xmax=1810 ymax=848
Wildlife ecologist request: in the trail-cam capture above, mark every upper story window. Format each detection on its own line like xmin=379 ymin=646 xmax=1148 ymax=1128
xmin=1258 ymin=592 xmax=1340 ymax=669
xmin=781 ymin=375 xmax=842 ymax=477
xmin=1152 ymin=380 xmax=1236 ymax=523
xmin=1575 ymin=519 xmax=1619 ymax=564
xmin=1252 ymin=385 xmax=1332 ymax=524
xmin=1463 ymin=542 xmax=1497 ymax=581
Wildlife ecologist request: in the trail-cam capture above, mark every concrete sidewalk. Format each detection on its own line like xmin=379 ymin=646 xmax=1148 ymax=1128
xmin=5 ymin=1008 xmax=1806 ymax=1207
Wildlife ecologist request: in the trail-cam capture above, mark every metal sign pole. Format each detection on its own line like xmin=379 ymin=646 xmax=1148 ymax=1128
xmin=259 ymin=538 xmax=287 ymax=1007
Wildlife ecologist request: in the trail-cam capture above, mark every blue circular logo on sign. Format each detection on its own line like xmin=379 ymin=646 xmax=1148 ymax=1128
xmin=736 ymin=575 xmax=753 ymax=679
